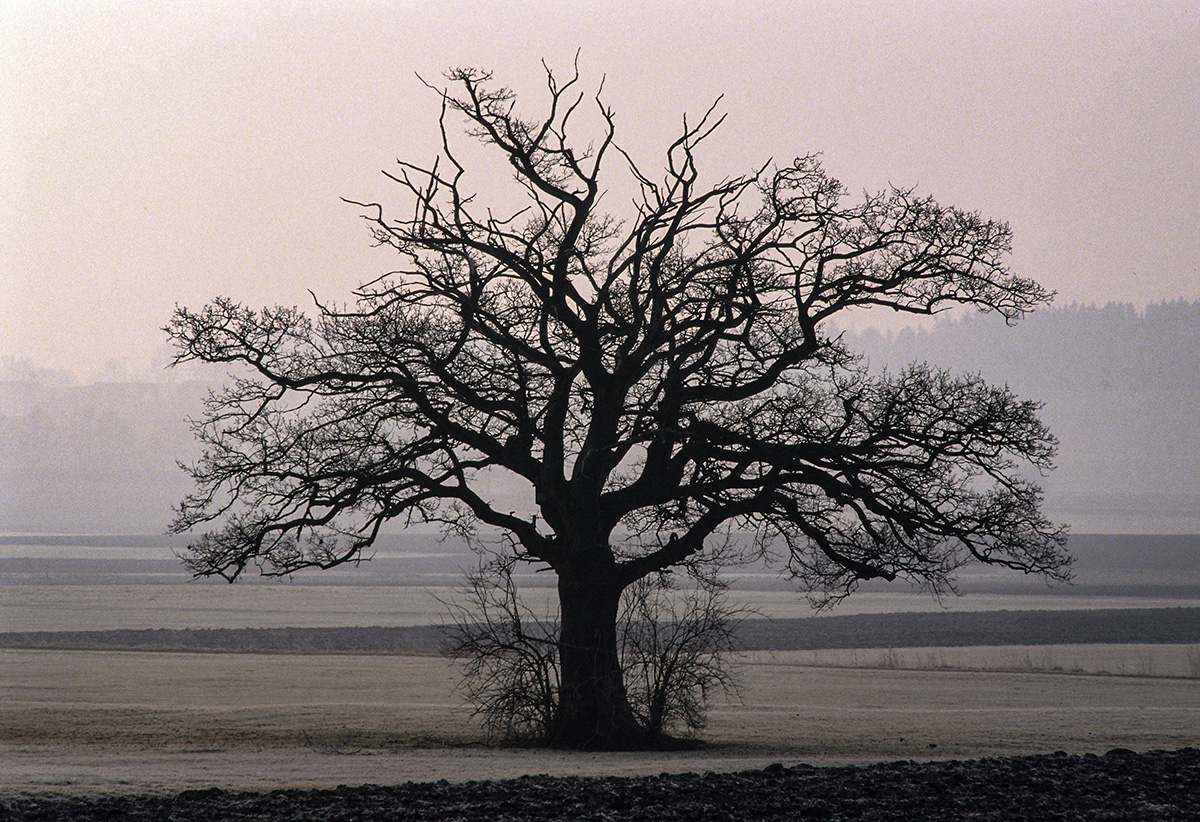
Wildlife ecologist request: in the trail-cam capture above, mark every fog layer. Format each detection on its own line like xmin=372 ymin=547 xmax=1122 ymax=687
xmin=1 ymin=301 xmax=1196 ymax=534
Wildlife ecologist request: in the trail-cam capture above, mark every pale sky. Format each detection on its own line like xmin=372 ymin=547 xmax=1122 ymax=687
xmin=3 ymin=0 xmax=1198 ymax=378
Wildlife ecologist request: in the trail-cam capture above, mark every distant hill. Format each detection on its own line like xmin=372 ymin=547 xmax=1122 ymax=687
xmin=841 ymin=300 xmax=1200 ymax=533
xmin=0 ymin=378 xmax=207 ymax=532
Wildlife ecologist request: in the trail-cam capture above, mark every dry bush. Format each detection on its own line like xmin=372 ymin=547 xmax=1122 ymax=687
xmin=443 ymin=558 xmax=746 ymax=743
xmin=619 ymin=574 xmax=746 ymax=736
xmin=442 ymin=555 xmax=560 ymax=744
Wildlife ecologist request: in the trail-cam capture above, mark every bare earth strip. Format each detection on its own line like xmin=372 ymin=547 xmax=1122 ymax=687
xmin=1 ymin=649 xmax=1197 ymax=795
xmin=4 ymin=608 xmax=1198 ymax=656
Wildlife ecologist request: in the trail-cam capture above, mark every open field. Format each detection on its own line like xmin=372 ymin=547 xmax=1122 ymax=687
xmin=5 ymin=581 xmax=1200 ymax=633
xmin=1 ymin=646 xmax=1197 ymax=795
xmin=2 ymin=532 xmax=1198 ymax=632
xmin=0 ymin=582 xmax=460 ymax=632
xmin=1 ymin=535 xmax=1197 ymax=803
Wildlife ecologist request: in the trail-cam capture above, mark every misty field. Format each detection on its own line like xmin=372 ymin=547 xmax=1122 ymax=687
xmin=2 ymin=642 xmax=1197 ymax=795
xmin=6 ymin=580 xmax=1200 ymax=633
xmin=2 ymin=541 xmax=1198 ymax=798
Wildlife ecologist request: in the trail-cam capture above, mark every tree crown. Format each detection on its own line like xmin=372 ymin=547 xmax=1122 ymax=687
xmin=169 ymin=64 xmax=1068 ymax=601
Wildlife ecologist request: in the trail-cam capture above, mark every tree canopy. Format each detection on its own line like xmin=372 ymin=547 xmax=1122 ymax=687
xmin=169 ymin=63 xmax=1069 ymax=748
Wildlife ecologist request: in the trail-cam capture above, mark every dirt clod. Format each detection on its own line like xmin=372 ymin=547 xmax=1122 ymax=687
xmin=2 ymin=747 xmax=1197 ymax=821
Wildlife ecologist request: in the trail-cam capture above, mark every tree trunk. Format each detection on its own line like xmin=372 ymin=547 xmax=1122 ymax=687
xmin=545 ymin=560 xmax=648 ymax=750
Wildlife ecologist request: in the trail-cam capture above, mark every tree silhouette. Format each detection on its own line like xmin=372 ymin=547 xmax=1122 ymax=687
xmin=168 ymin=63 xmax=1069 ymax=749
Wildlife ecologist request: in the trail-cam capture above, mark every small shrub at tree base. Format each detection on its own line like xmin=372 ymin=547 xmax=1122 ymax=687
xmin=443 ymin=556 xmax=561 ymax=744
xmin=618 ymin=575 xmax=746 ymax=738
xmin=445 ymin=557 xmax=745 ymax=744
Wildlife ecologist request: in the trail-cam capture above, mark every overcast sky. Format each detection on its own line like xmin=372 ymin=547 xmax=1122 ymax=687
xmin=3 ymin=0 xmax=1198 ymax=378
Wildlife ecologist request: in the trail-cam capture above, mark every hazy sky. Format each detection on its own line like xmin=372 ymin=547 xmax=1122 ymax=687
xmin=3 ymin=0 xmax=1198 ymax=377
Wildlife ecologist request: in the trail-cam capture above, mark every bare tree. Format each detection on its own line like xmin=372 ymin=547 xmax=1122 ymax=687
xmin=168 ymin=62 xmax=1070 ymax=749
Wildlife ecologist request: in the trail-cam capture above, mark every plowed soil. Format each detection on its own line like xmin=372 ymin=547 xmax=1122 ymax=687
xmin=3 ymin=748 xmax=1196 ymax=821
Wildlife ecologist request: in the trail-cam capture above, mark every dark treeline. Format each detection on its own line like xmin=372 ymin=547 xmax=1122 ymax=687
xmin=847 ymin=299 xmax=1200 ymax=394
xmin=844 ymin=300 xmax=1200 ymax=521
xmin=2 ymin=608 xmax=1196 ymax=655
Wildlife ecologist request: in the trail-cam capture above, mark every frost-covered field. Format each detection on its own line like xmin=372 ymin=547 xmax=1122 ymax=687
xmin=1 ymin=535 xmax=1197 ymax=797
xmin=6 ymin=580 xmax=1200 ymax=633
xmin=1 ymin=645 xmax=1197 ymax=795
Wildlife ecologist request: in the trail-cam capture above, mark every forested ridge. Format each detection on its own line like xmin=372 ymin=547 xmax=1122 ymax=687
xmin=847 ymin=299 xmax=1200 ymax=393
xmin=846 ymin=301 xmax=1200 ymax=524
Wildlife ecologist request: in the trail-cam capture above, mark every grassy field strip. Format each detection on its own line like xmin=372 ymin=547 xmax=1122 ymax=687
xmin=2 ymin=647 xmax=1194 ymax=714
xmin=2 ymin=649 xmax=1196 ymax=748
xmin=0 ymin=650 xmax=457 ymax=709
xmin=754 ymin=644 xmax=1200 ymax=679
xmin=6 ymin=583 xmax=1200 ymax=632
xmin=0 ymin=584 xmax=463 ymax=632
xmin=1 ymin=648 xmax=1197 ymax=794
xmin=710 ymin=657 xmax=1200 ymax=759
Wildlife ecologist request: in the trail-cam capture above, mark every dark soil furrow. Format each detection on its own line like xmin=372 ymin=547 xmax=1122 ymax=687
xmin=3 ymin=748 xmax=1197 ymax=821
xmin=1 ymin=608 xmax=1196 ymax=656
